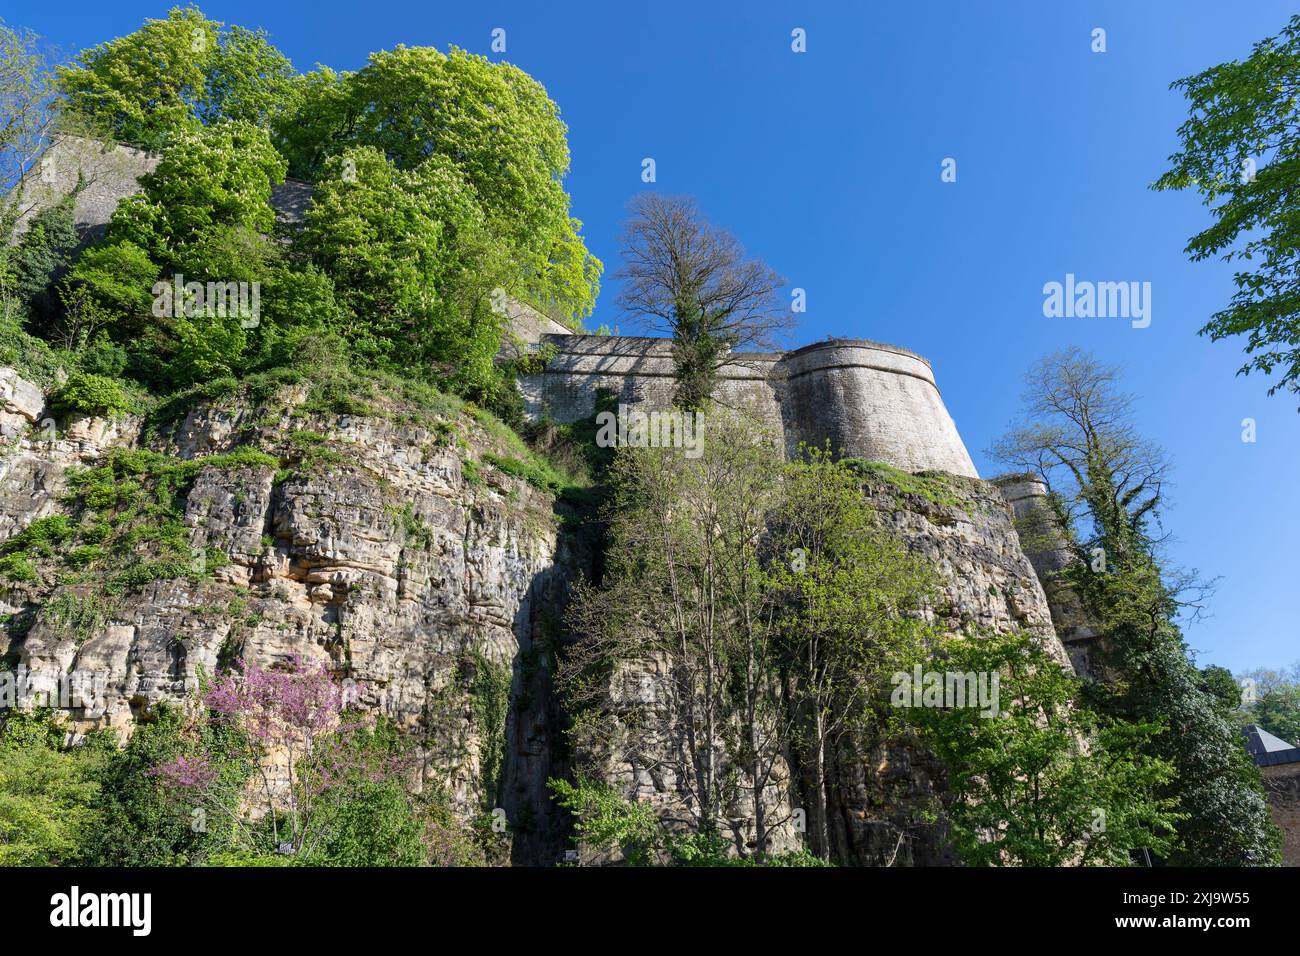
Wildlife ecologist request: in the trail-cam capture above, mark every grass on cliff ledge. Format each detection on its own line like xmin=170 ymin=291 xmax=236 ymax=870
xmin=21 ymin=447 xmax=275 ymax=594
xmin=843 ymin=459 xmax=968 ymax=511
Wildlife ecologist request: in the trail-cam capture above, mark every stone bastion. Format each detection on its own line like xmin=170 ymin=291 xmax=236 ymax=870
xmin=517 ymin=331 xmax=979 ymax=478
xmin=10 ymin=135 xmax=978 ymax=479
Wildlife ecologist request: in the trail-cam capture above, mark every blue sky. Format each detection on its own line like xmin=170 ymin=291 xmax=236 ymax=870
xmin=17 ymin=0 xmax=1300 ymax=673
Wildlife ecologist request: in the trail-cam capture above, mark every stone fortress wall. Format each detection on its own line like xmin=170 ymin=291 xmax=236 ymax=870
xmin=517 ymin=329 xmax=980 ymax=478
xmin=14 ymin=136 xmax=979 ymax=479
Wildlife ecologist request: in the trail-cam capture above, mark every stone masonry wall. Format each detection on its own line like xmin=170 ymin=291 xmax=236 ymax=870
xmin=521 ymin=333 xmax=979 ymax=478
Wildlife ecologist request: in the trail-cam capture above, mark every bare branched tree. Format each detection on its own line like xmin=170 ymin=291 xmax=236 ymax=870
xmin=991 ymin=347 xmax=1212 ymax=614
xmin=616 ymin=193 xmax=791 ymax=409
xmin=992 ymin=348 xmax=1171 ymax=545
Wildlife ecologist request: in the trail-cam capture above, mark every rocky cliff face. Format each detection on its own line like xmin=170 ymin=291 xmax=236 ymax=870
xmin=0 ymin=366 xmax=1069 ymax=866
xmin=826 ymin=471 xmax=1070 ymax=865
xmin=586 ymin=468 xmax=1071 ymax=865
xmin=0 ymin=366 xmax=579 ymax=864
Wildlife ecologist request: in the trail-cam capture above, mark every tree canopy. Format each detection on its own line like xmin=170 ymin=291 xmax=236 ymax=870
xmin=1155 ymin=13 xmax=1300 ymax=406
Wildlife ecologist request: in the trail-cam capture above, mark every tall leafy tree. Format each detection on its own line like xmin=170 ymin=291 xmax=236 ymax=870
xmin=276 ymin=45 xmax=601 ymax=324
xmin=767 ymin=446 xmax=935 ymax=860
xmin=106 ymin=118 xmax=286 ymax=267
xmin=994 ymin=349 xmax=1281 ymax=864
xmin=1155 ymin=14 xmax=1300 ymax=405
xmin=616 ymin=194 xmax=789 ymax=410
xmin=909 ymin=631 xmax=1181 ymax=867
xmin=297 ymin=146 xmax=511 ymax=393
xmin=57 ymin=6 xmax=296 ymax=149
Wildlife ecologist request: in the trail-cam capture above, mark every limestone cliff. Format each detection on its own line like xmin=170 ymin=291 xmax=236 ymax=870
xmin=0 ymin=365 xmax=578 ymax=864
xmin=590 ymin=466 xmax=1070 ymax=865
xmin=0 ymin=365 xmax=1068 ymax=866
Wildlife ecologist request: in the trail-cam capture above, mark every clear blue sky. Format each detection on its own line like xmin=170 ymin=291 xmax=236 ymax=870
xmin=18 ymin=0 xmax=1300 ymax=673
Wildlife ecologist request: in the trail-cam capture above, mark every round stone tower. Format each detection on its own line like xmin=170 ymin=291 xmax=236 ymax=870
xmin=776 ymin=339 xmax=977 ymax=477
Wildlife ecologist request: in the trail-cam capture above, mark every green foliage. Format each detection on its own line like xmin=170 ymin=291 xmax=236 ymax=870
xmin=49 ymin=371 xmax=133 ymax=417
xmin=297 ymin=146 xmax=509 ymax=393
xmin=56 ymin=446 xmax=272 ymax=594
xmin=548 ymin=777 xmax=832 ymax=867
xmin=57 ymin=6 xmax=295 ymax=149
xmin=548 ymin=777 xmax=659 ymax=866
xmin=908 ymin=631 xmax=1181 ymax=866
xmin=197 ymin=24 xmax=297 ymax=128
xmin=77 ymin=706 xmax=240 ymax=866
xmin=58 ymin=240 xmax=157 ymax=352
xmin=0 ymin=711 xmax=102 ymax=865
xmin=84 ymin=119 xmax=287 ymax=386
xmin=1154 ymin=14 xmax=1300 ymax=403
xmin=468 ymin=651 xmax=511 ymax=808
xmin=0 ymin=299 xmax=70 ymax=387
xmin=0 ymin=553 xmax=37 ymax=582
xmin=275 ymin=44 xmax=600 ymax=325
xmin=1199 ymin=665 xmax=1245 ymax=718
xmin=482 ymin=453 xmax=566 ymax=494
xmin=3 ymin=514 xmax=74 ymax=555
xmin=297 ymin=721 xmax=428 ymax=867
xmin=843 ymin=458 xmax=967 ymax=511
xmin=107 ymin=119 xmax=285 ymax=270
xmin=996 ymin=349 xmax=1282 ymax=865
xmin=38 ymin=591 xmax=113 ymax=646
xmin=4 ymin=197 xmax=78 ymax=315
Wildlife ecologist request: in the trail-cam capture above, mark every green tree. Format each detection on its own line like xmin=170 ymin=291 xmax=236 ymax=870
xmin=277 ymin=45 xmax=601 ymax=324
xmin=107 ymin=119 xmax=285 ymax=269
xmin=298 ymin=146 xmax=510 ymax=393
xmin=562 ymin=409 xmax=792 ymax=850
xmin=5 ymin=195 xmax=78 ymax=317
xmin=196 ymin=24 xmax=297 ymax=128
xmin=994 ymin=348 xmax=1281 ymax=865
xmin=57 ymin=6 xmax=215 ymax=148
xmin=77 ymin=706 xmax=238 ymax=866
xmin=1199 ymin=664 xmax=1245 ymax=719
xmin=1238 ymin=663 xmax=1300 ymax=744
xmin=272 ymin=66 xmax=356 ymax=179
xmin=57 ymin=239 xmax=156 ymax=350
xmin=91 ymin=119 xmax=285 ymax=384
xmin=0 ymin=710 xmax=102 ymax=866
xmin=1155 ymin=14 xmax=1300 ymax=405
xmin=908 ymin=631 xmax=1181 ymax=866
xmin=0 ymin=18 xmax=60 ymax=191
xmin=548 ymin=777 xmax=661 ymax=866
xmin=57 ymin=6 xmax=296 ymax=149
xmin=616 ymin=194 xmax=789 ymax=410
xmin=767 ymin=446 xmax=935 ymax=860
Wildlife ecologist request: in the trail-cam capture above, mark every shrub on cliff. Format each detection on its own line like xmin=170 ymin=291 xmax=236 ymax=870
xmin=49 ymin=370 xmax=132 ymax=418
